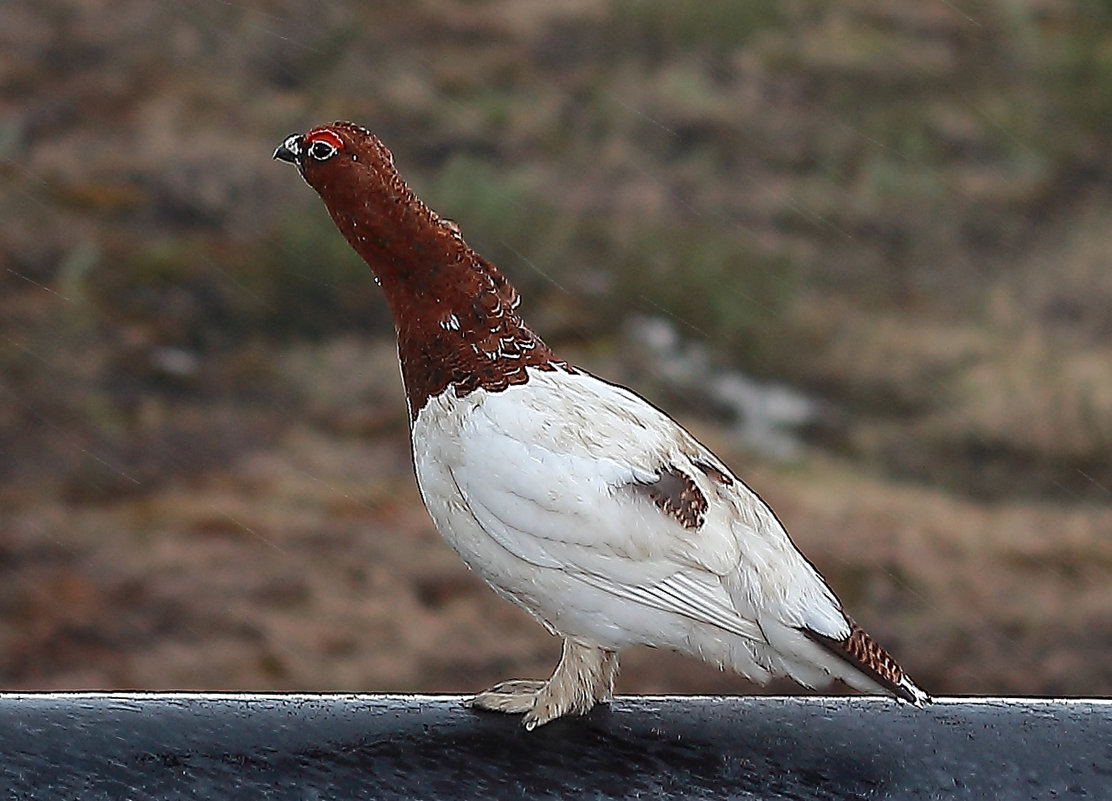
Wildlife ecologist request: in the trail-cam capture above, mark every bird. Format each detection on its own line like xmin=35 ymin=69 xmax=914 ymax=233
xmin=273 ymin=122 xmax=931 ymax=729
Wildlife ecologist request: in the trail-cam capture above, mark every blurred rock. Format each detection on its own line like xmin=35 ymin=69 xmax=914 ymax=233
xmin=624 ymin=315 xmax=821 ymax=460
xmin=150 ymin=346 xmax=200 ymax=380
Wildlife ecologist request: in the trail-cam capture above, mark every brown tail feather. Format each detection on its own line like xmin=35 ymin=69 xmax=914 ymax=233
xmin=804 ymin=619 xmax=930 ymax=706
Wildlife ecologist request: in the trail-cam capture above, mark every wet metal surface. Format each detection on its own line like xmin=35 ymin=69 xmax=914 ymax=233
xmin=2 ymin=694 xmax=1109 ymax=799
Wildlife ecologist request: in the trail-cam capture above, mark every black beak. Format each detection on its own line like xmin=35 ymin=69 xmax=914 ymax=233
xmin=273 ymin=134 xmax=303 ymax=164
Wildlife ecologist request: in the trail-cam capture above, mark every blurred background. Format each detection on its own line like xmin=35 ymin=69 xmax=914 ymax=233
xmin=2 ymin=0 xmax=1110 ymax=698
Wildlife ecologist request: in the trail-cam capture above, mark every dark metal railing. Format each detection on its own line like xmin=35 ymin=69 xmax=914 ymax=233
xmin=2 ymin=693 xmax=1108 ymax=799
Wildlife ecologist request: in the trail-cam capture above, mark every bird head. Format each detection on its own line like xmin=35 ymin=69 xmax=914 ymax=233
xmin=273 ymin=122 xmax=402 ymax=204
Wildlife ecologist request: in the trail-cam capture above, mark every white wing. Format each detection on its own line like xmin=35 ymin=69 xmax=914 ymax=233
xmin=439 ymin=368 xmax=849 ymax=645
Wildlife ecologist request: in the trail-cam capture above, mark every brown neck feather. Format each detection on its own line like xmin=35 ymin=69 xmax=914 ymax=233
xmin=314 ymin=140 xmax=568 ymax=418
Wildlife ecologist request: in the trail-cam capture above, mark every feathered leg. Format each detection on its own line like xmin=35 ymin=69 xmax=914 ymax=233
xmin=467 ymin=638 xmax=619 ymax=729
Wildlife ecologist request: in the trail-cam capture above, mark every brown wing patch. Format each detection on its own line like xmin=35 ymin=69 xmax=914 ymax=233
xmin=633 ymin=467 xmax=707 ymax=530
xmin=804 ymin=619 xmax=917 ymax=703
xmin=694 ymin=459 xmax=734 ymax=487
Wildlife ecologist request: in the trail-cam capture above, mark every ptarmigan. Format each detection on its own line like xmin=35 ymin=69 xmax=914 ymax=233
xmin=274 ymin=122 xmax=930 ymax=729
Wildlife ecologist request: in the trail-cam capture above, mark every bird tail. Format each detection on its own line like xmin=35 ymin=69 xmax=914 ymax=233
xmin=762 ymin=616 xmax=931 ymax=706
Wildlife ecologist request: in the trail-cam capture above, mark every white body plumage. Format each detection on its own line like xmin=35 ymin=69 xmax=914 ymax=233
xmin=412 ymin=366 xmax=895 ymax=697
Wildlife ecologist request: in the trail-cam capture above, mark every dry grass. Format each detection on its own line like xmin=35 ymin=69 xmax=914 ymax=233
xmin=3 ymin=407 xmax=1109 ymax=696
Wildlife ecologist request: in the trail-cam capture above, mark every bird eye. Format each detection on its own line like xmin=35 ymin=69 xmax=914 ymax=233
xmin=308 ymin=140 xmax=338 ymax=161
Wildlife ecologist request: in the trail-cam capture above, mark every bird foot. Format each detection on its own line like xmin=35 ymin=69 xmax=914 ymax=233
xmin=467 ymin=677 xmax=590 ymax=730
xmin=466 ymin=639 xmax=619 ymax=730
xmin=467 ymin=679 xmax=547 ymax=715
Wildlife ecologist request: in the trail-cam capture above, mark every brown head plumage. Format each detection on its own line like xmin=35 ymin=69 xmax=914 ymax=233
xmin=274 ymin=122 xmax=570 ymax=418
